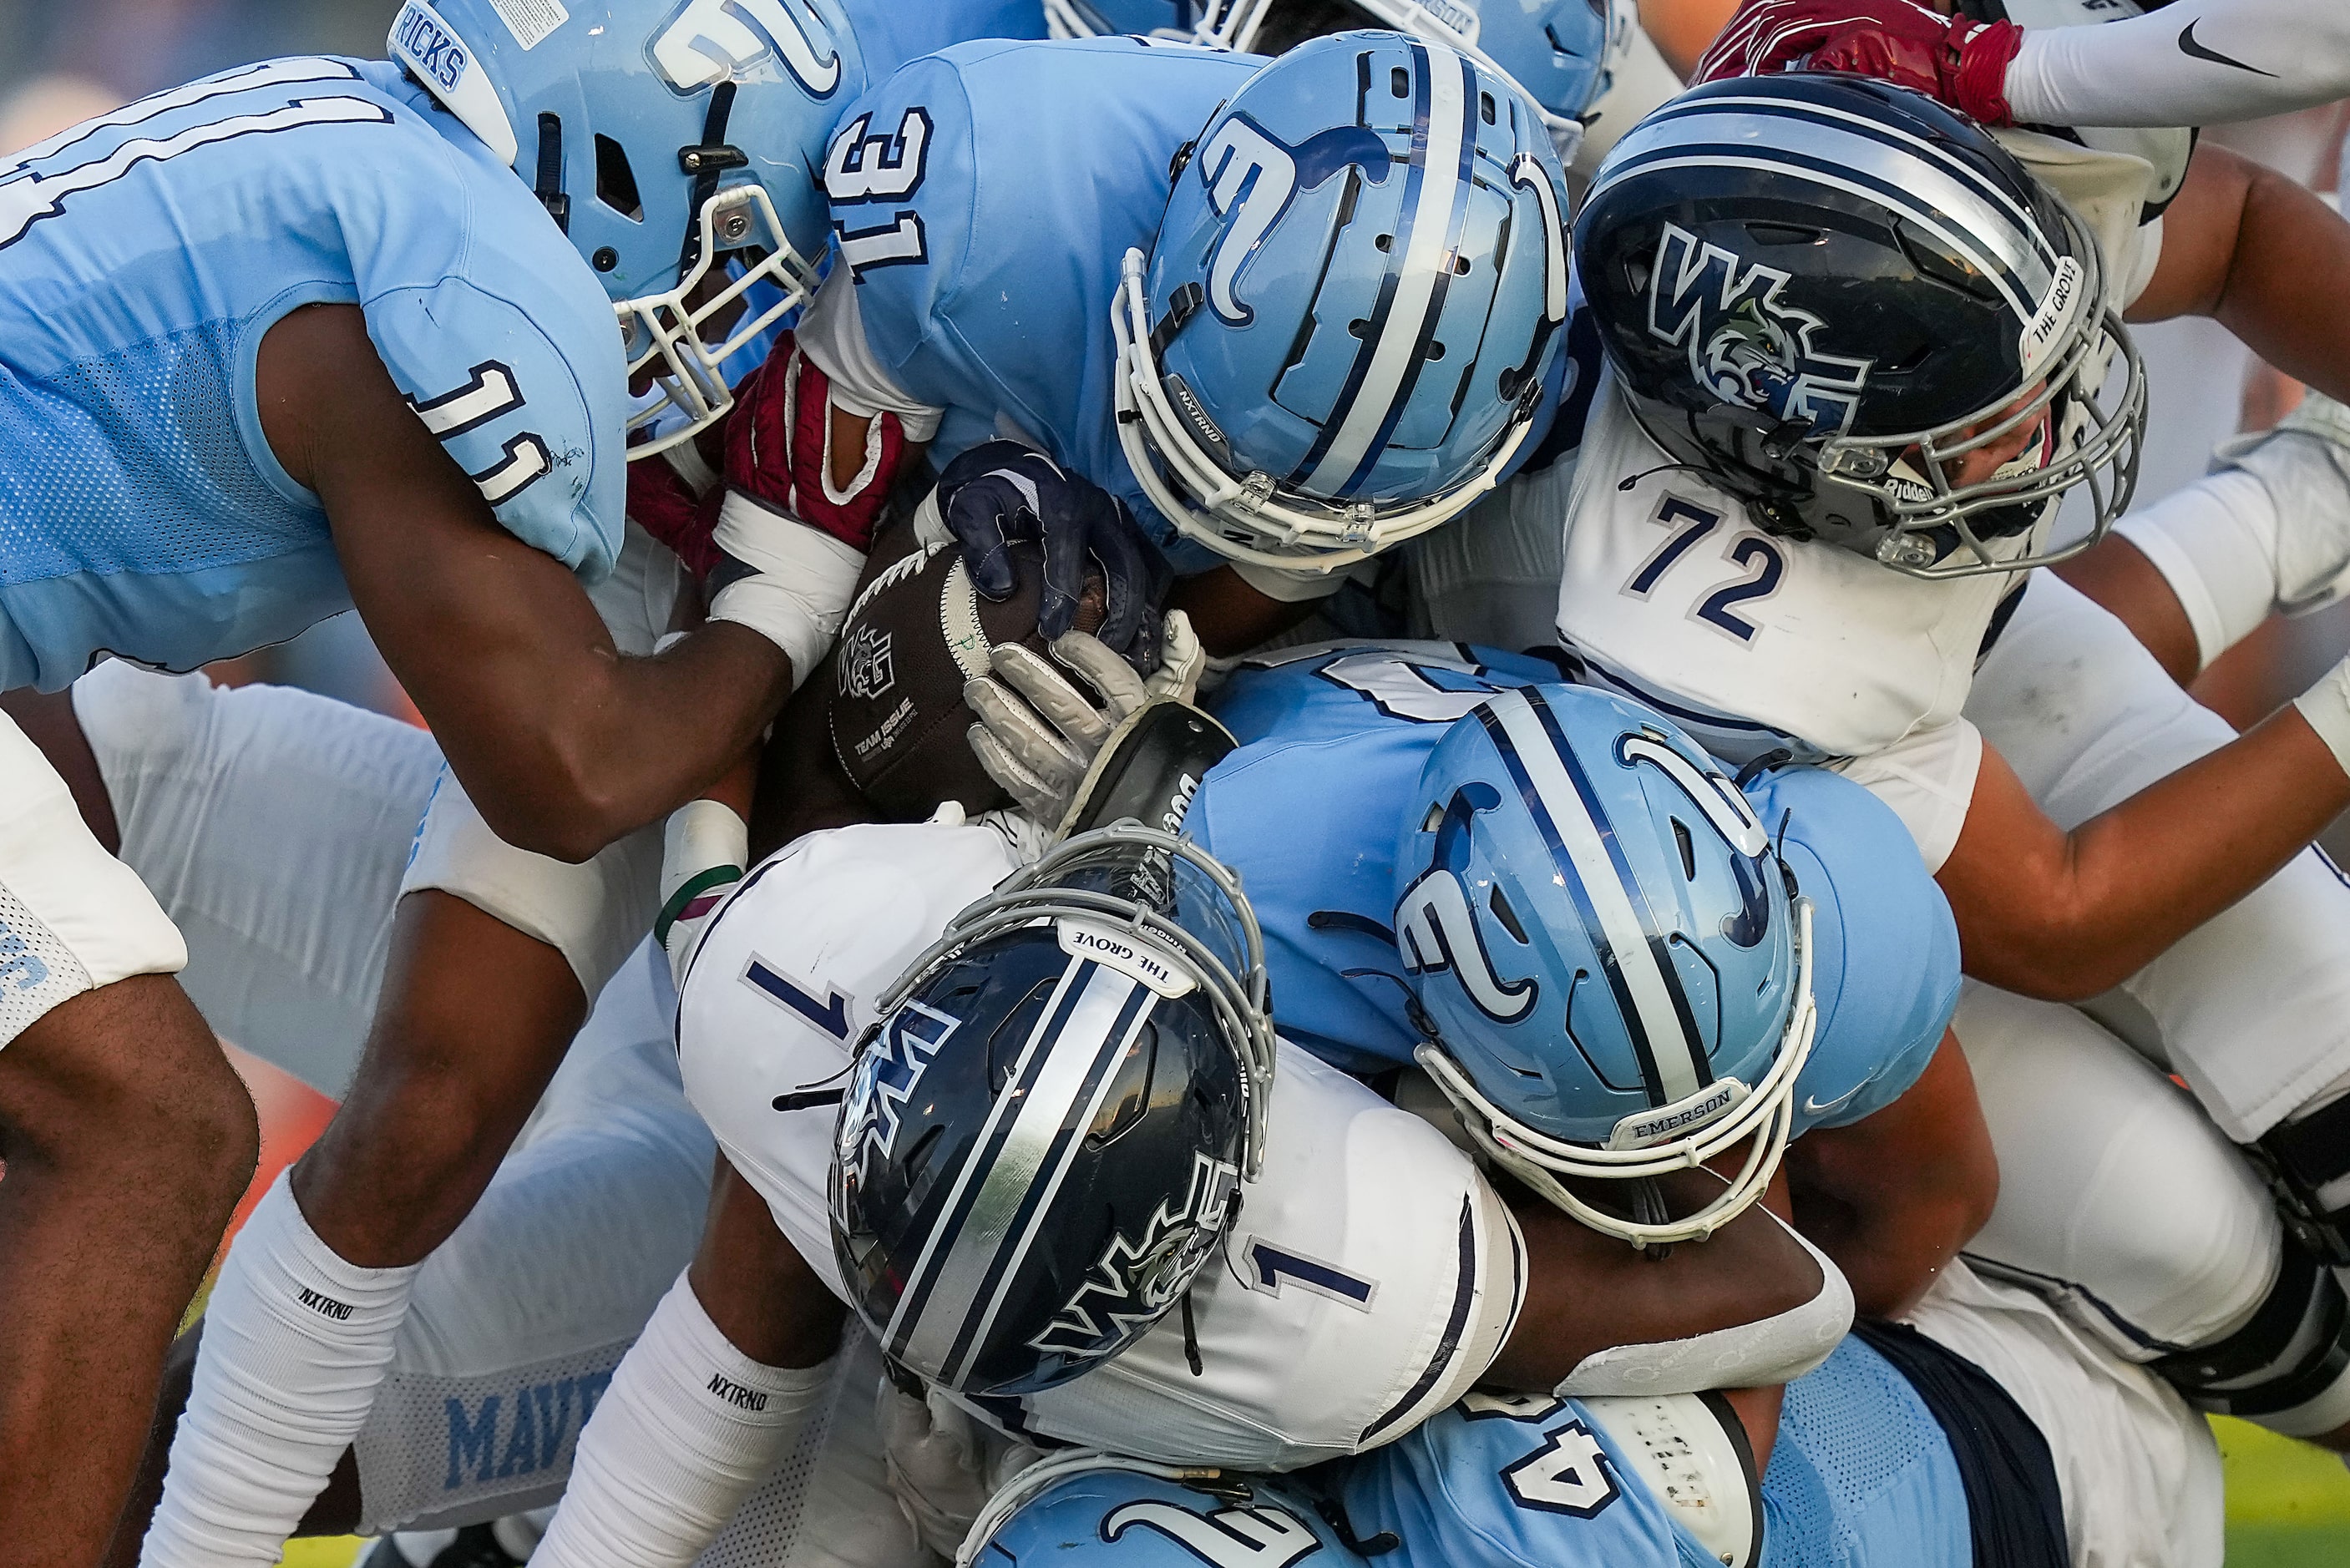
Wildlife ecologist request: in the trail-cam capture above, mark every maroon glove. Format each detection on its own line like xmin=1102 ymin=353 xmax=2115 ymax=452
xmin=625 ymin=448 xmax=724 ymax=579
xmin=724 ymin=329 xmax=909 ymax=558
xmin=1693 ymin=0 xmax=2023 ymax=127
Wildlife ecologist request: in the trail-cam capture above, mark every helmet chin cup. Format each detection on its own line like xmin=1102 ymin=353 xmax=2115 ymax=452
xmin=1112 ymin=248 xmax=1541 ymax=574
xmin=619 ymin=185 xmax=821 ymax=459
xmin=1416 ymin=897 xmax=1818 ymax=1248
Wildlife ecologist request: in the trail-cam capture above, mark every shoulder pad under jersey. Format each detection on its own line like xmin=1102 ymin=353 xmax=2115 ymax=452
xmin=1749 ymin=765 xmax=1961 ymax=1135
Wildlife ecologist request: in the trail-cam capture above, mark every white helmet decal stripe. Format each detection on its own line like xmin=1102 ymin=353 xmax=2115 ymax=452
xmin=952 ymin=979 xmax=1162 ymax=1382
xmin=651 ymin=0 xmax=841 ymax=96
xmin=1485 ymin=693 xmax=1709 ymax=1105
xmin=1297 ymin=42 xmax=1478 ymax=498
xmin=890 ymin=960 xmax=1148 ymax=1378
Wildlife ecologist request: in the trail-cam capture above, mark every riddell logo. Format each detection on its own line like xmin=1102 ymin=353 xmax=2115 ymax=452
xmin=296 ymin=1286 xmax=354 ymax=1321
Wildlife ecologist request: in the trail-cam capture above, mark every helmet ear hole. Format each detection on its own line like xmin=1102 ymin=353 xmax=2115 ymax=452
xmin=595 ymin=134 xmax=643 ymax=222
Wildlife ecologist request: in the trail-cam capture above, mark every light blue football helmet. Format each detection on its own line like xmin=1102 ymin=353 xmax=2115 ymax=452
xmin=1393 ymin=685 xmax=1816 ymax=1247
xmin=388 ymin=0 xmax=864 ymax=455
xmin=1113 ymin=30 xmax=1570 ymax=571
xmin=1048 ymin=1 xmax=1628 ymax=160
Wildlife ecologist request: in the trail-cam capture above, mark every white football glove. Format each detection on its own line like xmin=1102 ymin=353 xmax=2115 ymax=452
xmin=875 ymin=1378 xmax=1044 ymax=1562
xmin=962 ymin=609 xmax=1201 ymax=825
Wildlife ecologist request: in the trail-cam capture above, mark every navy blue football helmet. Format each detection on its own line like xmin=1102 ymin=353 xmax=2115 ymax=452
xmin=830 ymin=826 xmax=1274 ymax=1398
xmin=1395 ymin=685 xmax=1816 ymax=1247
xmin=1576 ymin=74 xmax=2145 ymax=577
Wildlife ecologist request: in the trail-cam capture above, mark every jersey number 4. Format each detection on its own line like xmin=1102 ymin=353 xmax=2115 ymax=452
xmin=1623 ymin=496 xmax=1786 ymax=645
xmin=1502 ymin=1420 xmax=1621 ymax=1517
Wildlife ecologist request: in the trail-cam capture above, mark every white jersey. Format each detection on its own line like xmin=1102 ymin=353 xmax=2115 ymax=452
xmin=678 ymin=822 xmax=1524 ymax=1471
xmin=1547 ymin=377 xmax=2008 ymax=861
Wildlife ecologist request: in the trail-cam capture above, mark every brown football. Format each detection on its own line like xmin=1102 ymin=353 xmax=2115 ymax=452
xmin=829 ymin=539 xmax=1104 ymax=820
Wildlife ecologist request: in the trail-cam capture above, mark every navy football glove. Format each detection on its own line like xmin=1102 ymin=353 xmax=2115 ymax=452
xmin=933 ymin=442 xmax=1168 ymax=662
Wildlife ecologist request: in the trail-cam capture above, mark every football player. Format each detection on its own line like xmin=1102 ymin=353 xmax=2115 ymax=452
xmin=757 ymin=29 xmax=1573 ymax=661
xmin=81 ymin=709 xmax=1846 ymax=1568
xmin=965 ymin=1256 xmax=2221 ymax=1568
xmin=70 ymin=556 xmax=1839 ymax=1565
xmin=0 ymin=0 xmax=877 ymax=1554
xmin=968 ymin=635 xmax=1983 ymax=1307
xmin=107 ymin=5 xmax=1096 ymax=1568
xmin=520 ymin=792 xmax=1847 ymax=1568
xmin=1527 ymin=73 xmax=2350 ymax=1446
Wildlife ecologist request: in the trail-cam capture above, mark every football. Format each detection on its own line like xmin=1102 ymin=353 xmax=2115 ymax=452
xmin=829 ymin=538 xmax=1104 ymax=819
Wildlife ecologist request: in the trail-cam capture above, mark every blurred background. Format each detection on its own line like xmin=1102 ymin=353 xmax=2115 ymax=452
xmin=4 ymin=2 xmax=2350 ymax=1560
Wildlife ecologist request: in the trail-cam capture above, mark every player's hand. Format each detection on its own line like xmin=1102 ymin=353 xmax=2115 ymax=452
xmin=1693 ymin=0 xmax=2022 ymax=127
xmin=930 ymin=442 xmax=1169 ymax=658
xmin=962 ymin=610 xmax=1206 ymax=827
xmin=625 ymin=448 xmax=725 ymax=579
xmin=724 ymin=331 xmax=908 ymax=557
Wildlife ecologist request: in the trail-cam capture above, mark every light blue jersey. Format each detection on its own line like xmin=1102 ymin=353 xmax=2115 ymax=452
xmin=823 ymin=37 xmax=1264 ymax=572
xmin=1329 ymin=1340 xmax=1973 ymax=1568
xmin=0 ymin=57 xmax=625 ymax=691
xmin=981 ymin=1343 xmax=1977 ymax=1568
xmin=842 ymin=0 xmax=1047 ymax=77
xmin=1192 ymin=641 xmax=1959 ymax=1131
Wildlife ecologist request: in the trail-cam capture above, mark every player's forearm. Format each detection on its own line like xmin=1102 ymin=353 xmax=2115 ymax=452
xmin=2204 ymin=167 xmax=2350 ymax=412
xmin=1957 ymin=711 xmax=2350 ymax=999
xmin=429 ymin=623 xmax=793 ymax=862
xmin=2005 ymin=0 xmax=2350 ymax=129
xmin=1788 ymin=1174 xmax=1977 ymax=1319
xmin=1487 ymin=1172 xmax=1828 ymax=1388
xmin=1783 ymin=1034 xmax=1994 ymax=1318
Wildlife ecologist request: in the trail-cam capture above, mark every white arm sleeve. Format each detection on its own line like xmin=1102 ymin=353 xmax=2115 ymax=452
xmin=2007 ymin=0 xmax=2350 ymax=129
xmin=795 ymin=269 xmax=946 ymax=442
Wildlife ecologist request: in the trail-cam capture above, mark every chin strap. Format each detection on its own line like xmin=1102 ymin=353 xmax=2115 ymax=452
xmin=676 ymin=81 xmax=744 ymax=281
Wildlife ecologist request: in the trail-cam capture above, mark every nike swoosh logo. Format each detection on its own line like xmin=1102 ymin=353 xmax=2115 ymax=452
xmin=2178 ymin=20 xmax=2277 ymax=78
xmin=1803 ymin=1085 xmax=1865 ymax=1117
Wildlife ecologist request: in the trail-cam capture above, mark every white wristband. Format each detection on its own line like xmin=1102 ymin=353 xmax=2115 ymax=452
xmin=707 ymin=492 xmax=864 ymax=690
xmin=2294 ymin=660 xmax=2350 ymax=781
xmin=659 ymin=799 xmax=748 ymax=985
